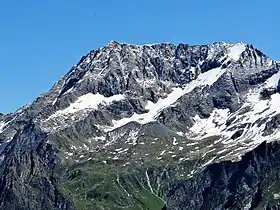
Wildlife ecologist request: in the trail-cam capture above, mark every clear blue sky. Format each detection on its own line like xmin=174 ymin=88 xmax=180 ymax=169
xmin=0 ymin=0 xmax=279 ymax=113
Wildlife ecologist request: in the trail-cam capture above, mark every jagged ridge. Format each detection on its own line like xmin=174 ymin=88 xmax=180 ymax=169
xmin=0 ymin=41 xmax=280 ymax=209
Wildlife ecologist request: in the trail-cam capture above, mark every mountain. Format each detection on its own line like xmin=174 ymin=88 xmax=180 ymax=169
xmin=1 ymin=41 xmax=280 ymax=209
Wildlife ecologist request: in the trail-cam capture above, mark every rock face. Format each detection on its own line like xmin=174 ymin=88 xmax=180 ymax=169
xmin=0 ymin=121 xmax=74 ymax=209
xmin=0 ymin=41 xmax=280 ymax=209
xmin=164 ymin=141 xmax=280 ymax=210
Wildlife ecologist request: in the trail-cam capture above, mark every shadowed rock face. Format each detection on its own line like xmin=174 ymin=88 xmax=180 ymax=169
xmin=0 ymin=121 xmax=74 ymax=209
xmin=0 ymin=41 xmax=280 ymax=209
xmin=164 ymin=141 xmax=280 ymax=210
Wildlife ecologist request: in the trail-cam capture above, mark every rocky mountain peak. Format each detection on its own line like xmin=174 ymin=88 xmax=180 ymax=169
xmin=0 ymin=41 xmax=280 ymax=209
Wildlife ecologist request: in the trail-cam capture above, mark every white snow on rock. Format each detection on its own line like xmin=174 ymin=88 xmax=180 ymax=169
xmin=160 ymin=150 xmax=166 ymax=156
xmin=0 ymin=118 xmax=14 ymax=134
xmin=188 ymin=78 xmax=280 ymax=160
xmin=189 ymin=108 xmax=230 ymax=140
xmin=0 ymin=122 xmax=6 ymax=133
xmin=201 ymin=157 xmax=216 ymax=168
xmin=227 ymin=43 xmax=246 ymax=61
xmin=274 ymin=193 xmax=280 ymax=199
xmin=244 ymin=92 xmax=280 ymax=144
xmin=264 ymin=70 xmax=280 ymax=89
xmin=176 ymin=131 xmax=184 ymax=136
xmin=189 ymin=68 xmax=280 ymax=145
xmin=172 ymin=137 xmax=178 ymax=145
xmin=47 ymin=93 xmax=124 ymax=120
xmin=107 ymin=67 xmax=226 ymax=131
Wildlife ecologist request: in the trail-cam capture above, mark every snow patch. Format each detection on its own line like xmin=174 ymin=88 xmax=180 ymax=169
xmin=118 ymin=148 xmax=129 ymax=154
xmin=217 ymin=149 xmax=228 ymax=155
xmin=189 ymin=108 xmax=231 ymax=140
xmin=47 ymin=93 xmax=124 ymax=120
xmin=115 ymin=148 xmax=123 ymax=152
xmin=0 ymin=118 xmax=14 ymax=134
xmin=65 ymin=152 xmax=73 ymax=156
xmin=172 ymin=137 xmax=178 ymax=145
xmin=274 ymin=193 xmax=280 ymax=199
xmin=186 ymin=142 xmax=199 ymax=146
xmin=176 ymin=131 xmax=184 ymax=136
xmin=160 ymin=150 xmax=166 ymax=156
xmin=0 ymin=122 xmax=6 ymax=133
xmin=201 ymin=157 xmax=216 ymax=168
xmin=264 ymin=70 xmax=280 ymax=89
xmin=228 ymin=43 xmax=246 ymax=61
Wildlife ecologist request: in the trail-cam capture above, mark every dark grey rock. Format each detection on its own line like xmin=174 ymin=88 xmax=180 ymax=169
xmin=164 ymin=141 xmax=280 ymax=210
xmin=0 ymin=121 xmax=74 ymax=209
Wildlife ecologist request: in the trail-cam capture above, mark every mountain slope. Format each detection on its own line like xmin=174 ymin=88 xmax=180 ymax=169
xmin=0 ymin=41 xmax=280 ymax=209
xmin=164 ymin=140 xmax=280 ymax=210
